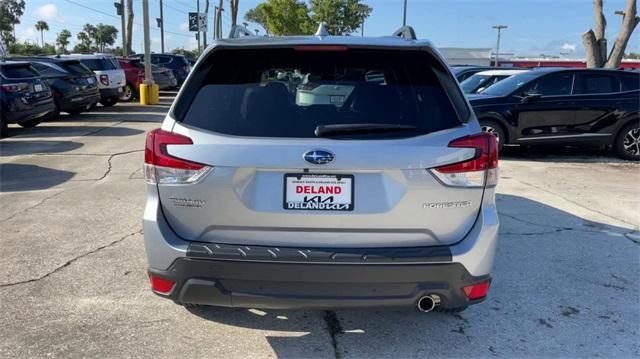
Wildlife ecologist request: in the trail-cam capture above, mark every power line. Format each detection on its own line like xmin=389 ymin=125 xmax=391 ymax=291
xmin=62 ymin=0 xmax=120 ymax=20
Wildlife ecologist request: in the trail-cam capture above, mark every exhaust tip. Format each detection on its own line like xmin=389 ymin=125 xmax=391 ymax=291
xmin=417 ymin=294 xmax=440 ymax=313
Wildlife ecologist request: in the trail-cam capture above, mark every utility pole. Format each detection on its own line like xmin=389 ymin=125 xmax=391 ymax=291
xmin=402 ymin=0 xmax=407 ymax=26
xmin=217 ymin=0 xmax=224 ymax=39
xmin=203 ymin=0 xmax=209 ymax=48
xmin=197 ymin=0 xmax=201 ymax=53
xmin=492 ymin=25 xmax=508 ymax=67
xmin=142 ymin=0 xmax=152 ymax=83
xmin=114 ymin=0 xmax=126 ymax=56
xmin=158 ymin=0 xmax=164 ymax=53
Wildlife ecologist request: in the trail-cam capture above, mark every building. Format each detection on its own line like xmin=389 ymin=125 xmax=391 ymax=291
xmin=439 ymin=48 xmax=492 ymax=66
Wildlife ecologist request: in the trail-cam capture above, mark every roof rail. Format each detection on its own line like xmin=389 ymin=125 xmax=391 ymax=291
xmin=228 ymin=25 xmax=254 ymax=39
xmin=391 ymin=26 xmax=417 ymax=40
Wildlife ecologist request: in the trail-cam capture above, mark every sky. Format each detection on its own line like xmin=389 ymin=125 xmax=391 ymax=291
xmin=13 ymin=0 xmax=640 ymax=58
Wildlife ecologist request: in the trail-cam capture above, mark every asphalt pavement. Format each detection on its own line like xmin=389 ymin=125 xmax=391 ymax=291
xmin=0 ymin=92 xmax=638 ymax=358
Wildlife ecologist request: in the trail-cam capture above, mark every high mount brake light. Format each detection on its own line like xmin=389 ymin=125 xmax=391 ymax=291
xmin=430 ymin=133 xmax=498 ymax=187
xmin=294 ymin=45 xmax=349 ymax=52
xmin=144 ymin=129 xmax=212 ymax=185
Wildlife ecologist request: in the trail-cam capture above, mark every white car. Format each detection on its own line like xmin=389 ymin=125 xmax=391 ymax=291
xmin=58 ymin=54 xmax=126 ymax=106
xmin=460 ymin=69 xmax=528 ymax=94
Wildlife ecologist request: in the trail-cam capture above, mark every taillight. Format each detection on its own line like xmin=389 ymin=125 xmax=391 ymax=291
xmin=144 ymin=128 xmax=212 ymax=185
xmin=149 ymin=274 xmax=175 ymax=294
xmin=463 ymin=281 xmax=490 ymax=300
xmin=431 ymin=132 xmax=498 ymax=187
xmin=1 ymin=82 xmax=28 ymax=93
xmin=99 ymin=74 xmax=109 ymax=86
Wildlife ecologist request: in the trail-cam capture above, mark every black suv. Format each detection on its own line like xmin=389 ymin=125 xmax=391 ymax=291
xmin=468 ymin=68 xmax=640 ymax=160
xmin=130 ymin=53 xmax=190 ymax=86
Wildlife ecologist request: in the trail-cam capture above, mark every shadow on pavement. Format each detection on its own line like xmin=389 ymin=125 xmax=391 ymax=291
xmin=183 ymin=194 xmax=637 ymax=357
xmin=0 ymin=163 xmax=75 ymax=192
xmin=0 ymin=140 xmax=84 ymax=156
xmin=6 ymin=126 xmax=144 ymax=138
xmin=64 ymin=113 xmax=166 ymax=123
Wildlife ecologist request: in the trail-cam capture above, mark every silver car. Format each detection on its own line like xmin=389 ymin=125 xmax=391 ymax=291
xmin=143 ymin=26 xmax=499 ymax=313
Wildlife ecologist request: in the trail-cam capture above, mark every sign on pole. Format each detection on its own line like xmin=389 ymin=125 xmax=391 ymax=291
xmin=188 ymin=12 xmax=207 ymax=32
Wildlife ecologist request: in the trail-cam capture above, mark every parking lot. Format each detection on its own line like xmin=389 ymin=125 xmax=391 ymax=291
xmin=0 ymin=91 xmax=638 ymax=358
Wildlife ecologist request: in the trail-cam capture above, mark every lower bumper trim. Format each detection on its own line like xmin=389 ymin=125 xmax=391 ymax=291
xmin=149 ymin=258 xmax=490 ymax=310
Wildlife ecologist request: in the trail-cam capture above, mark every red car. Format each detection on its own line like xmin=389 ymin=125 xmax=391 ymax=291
xmin=117 ymin=58 xmax=144 ymax=102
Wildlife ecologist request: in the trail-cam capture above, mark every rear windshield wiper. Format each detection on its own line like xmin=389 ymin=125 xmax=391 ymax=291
xmin=315 ymin=123 xmax=418 ymax=137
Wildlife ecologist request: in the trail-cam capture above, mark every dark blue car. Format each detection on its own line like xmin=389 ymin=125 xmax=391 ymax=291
xmin=0 ymin=61 xmax=55 ymax=137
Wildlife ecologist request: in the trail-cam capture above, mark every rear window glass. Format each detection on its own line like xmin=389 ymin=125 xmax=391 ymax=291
xmin=181 ymin=49 xmax=462 ymax=139
xmin=577 ymin=73 xmax=619 ymax=94
xmin=60 ymin=61 xmax=93 ymax=75
xmin=620 ymin=73 xmax=640 ymax=91
xmin=1 ymin=64 xmax=40 ymax=78
xmin=79 ymin=58 xmax=117 ymax=71
xmin=31 ymin=63 xmax=66 ymax=76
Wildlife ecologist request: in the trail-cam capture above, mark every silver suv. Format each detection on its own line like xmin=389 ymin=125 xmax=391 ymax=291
xmin=143 ymin=26 xmax=499 ymax=313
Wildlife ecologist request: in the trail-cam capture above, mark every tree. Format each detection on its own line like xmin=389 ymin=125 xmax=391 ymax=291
xmin=309 ymin=0 xmax=371 ymax=35
xmin=126 ymin=0 xmax=134 ymax=55
xmin=56 ymin=29 xmax=72 ymax=53
xmin=583 ymin=0 xmax=640 ymax=68
xmin=93 ymin=24 xmax=118 ymax=52
xmin=244 ymin=0 xmax=314 ymax=35
xmin=0 ymin=0 xmax=25 ymax=48
xmin=230 ymin=0 xmax=240 ymax=26
xmin=75 ymin=24 xmax=96 ymax=52
xmin=625 ymin=52 xmax=640 ymax=59
xmin=35 ymin=20 xmax=49 ymax=47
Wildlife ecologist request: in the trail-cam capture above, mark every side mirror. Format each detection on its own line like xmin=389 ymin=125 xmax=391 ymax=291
xmin=521 ymin=93 xmax=541 ymax=103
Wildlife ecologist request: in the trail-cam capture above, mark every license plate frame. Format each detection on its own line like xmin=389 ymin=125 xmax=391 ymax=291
xmin=34 ymin=84 xmax=43 ymax=92
xmin=283 ymin=173 xmax=354 ymax=211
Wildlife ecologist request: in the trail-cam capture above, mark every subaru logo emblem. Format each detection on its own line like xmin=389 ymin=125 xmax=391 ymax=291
xmin=303 ymin=150 xmax=334 ymax=165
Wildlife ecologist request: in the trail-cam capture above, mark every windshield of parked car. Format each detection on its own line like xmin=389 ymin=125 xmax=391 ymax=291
xmin=460 ymin=74 xmax=492 ymax=93
xmin=180 ymin=49 xmax=463 ymax=139
xmin=479 ymin=72 xmax=538 ymax=96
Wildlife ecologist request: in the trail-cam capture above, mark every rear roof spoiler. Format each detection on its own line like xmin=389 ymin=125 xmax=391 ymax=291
xmin=391 ymin=26 xmax=417 ymax=40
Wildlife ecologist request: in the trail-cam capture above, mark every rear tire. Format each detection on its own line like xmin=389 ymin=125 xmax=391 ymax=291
xmin=119 ymin=84 xmax=134 ymax=102
xmin=18 ymin=119 xmax=41 ymax=128
xmin=614 ymin=121 xmax=640 ymax=161
xmin=480 ymin=120 xmax=505 ymax=153
xmin=100 ymin=97 xmax=118 ymax=107
xmin=0 ymin=117 xmax=8 ymax=138
xmin=66 ymin=108 xmax=84 ymax=115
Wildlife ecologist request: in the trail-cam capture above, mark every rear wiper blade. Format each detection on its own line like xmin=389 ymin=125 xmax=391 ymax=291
xmin=315 ymin=123 xmax=417 ymax=137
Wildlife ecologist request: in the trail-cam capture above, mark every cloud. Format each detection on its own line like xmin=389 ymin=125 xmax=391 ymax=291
xmin=179 ymin=22 xmax=189 ymax=32
xmin=16 ymin=27 xmax=39 ymax=43
xmin=35 ymin=4 xmax=59 ymax=20
xmin=561 ymin=43 xmax=577 ymax=53
xmin=152 ymin=36 xmax=161 ymax=44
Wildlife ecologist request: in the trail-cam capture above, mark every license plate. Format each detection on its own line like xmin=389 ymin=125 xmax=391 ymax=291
xmin=117 ymin=87 xmax=123 ymax=93
xmin=87 ymin=77 xmax=95 ymax=84
xmin=284 ymin=174 xmax=354 ymax=211
xmin=329 ymin=95 xmax=345 ymax=104
xmin=34 ymin=84 xmax=43 ymax=92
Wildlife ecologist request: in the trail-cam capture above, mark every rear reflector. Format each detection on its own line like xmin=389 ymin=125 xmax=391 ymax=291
xmin=144 ymin=128 xmax=212 ymax=185
xmin=463 ymin=281 xmax=491 ymax=300
xmin=430 ymin=132 xmax=498 ymax=187
xmin=149 ymin=275 xmax=175 ymax=294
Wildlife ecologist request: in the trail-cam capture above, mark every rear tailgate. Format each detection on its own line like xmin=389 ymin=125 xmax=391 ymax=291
xmin=153 ymin=46 xmax=484 ymax=248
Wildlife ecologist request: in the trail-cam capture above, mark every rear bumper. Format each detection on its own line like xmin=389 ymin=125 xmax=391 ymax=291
xmin=59 ymin=92 xmax=101 ymax=111
xmin=149 ymin=257 xmax=490 ymax=309
xmin=3 ymin=98 xmax=55 ymax=124
xmin=99 ymin=87 xmax=121 ymax=100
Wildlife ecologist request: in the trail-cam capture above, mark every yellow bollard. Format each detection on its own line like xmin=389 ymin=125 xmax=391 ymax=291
xmin=139 ymin=83 xmax=159 ymax=105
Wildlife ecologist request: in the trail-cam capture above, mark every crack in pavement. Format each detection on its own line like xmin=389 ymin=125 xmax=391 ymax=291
xmin=0 ymin=229 xmax=142 ymax=288
xmin=323 ymin=311 xmax=343 ymax=359
xmin=0 ymin=189 xmax=66 ymax=223
xmin=95 ymin=149 xmax=144 ymax=181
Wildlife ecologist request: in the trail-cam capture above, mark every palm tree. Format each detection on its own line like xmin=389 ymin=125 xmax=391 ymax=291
xmin=35 ymin=20 xmax=49 ymax=47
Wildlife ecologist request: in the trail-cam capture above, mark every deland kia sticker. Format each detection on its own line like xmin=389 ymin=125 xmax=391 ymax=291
xmin=284 ymin=174 xmax=354 ymax=211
